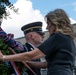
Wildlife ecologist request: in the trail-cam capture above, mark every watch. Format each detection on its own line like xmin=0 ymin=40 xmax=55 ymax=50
xmin=2 ymin=55 xmax=6 ymax=61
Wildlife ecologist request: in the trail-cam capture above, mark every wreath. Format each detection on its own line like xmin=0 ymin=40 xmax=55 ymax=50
xmin=0 ymin=38 xmax=26 ymax=75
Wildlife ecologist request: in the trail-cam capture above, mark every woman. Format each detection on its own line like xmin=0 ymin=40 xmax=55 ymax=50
xmin=0 ymin=9 xmax=75 ymax=75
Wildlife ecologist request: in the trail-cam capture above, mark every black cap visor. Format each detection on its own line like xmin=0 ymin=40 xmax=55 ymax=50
xmin=36 ymin=31 xmax=45 ymax=36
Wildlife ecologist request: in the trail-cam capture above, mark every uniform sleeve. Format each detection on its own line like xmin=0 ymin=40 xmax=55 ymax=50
xmin=37 ymin=33 xmax=61 ymax=56
xmin=0 ymin=27 xmax=24 ymax=51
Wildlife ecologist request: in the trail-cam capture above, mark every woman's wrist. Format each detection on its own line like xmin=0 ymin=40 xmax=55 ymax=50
xmin=2 ymin=55 xmax=6 ymax=61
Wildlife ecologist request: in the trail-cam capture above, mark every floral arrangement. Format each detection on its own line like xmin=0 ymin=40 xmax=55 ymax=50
xmin=0 ymin=38 xmax=14 ymax=75
xmin=0 ymin=38 xmax=26 ymax=75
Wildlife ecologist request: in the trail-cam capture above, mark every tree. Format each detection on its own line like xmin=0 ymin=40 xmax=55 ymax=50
xmin=0 ymin=0 xmax=18 ymax=25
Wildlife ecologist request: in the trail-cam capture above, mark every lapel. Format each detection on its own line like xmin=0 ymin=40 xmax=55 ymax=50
xmin=25 ymin=43 xmax=40 ymax=61
xmin=25 ymin=43 xmax=34 ymax=51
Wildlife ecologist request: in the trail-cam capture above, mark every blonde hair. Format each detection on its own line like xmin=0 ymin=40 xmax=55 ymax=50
xmin=45 ymin=9 xmax=75 ymax=39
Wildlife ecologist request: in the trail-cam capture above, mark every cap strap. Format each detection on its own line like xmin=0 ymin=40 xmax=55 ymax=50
xmin=24 ymin=26 xmax=41 ymax=32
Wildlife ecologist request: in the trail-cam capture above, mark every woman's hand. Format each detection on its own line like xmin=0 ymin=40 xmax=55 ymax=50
xmin=0 ymin=50 xmax=3 ymax=60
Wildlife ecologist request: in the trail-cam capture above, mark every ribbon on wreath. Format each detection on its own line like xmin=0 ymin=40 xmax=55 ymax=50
xmin=9 ymin=61 xmax=21 ymax=75
xmin=8 ymin=47 xmax=37 ymax=75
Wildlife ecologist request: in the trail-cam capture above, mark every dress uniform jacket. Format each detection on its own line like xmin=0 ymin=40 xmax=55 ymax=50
xmin=21 ymin=42 xmax=41 ymax=75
